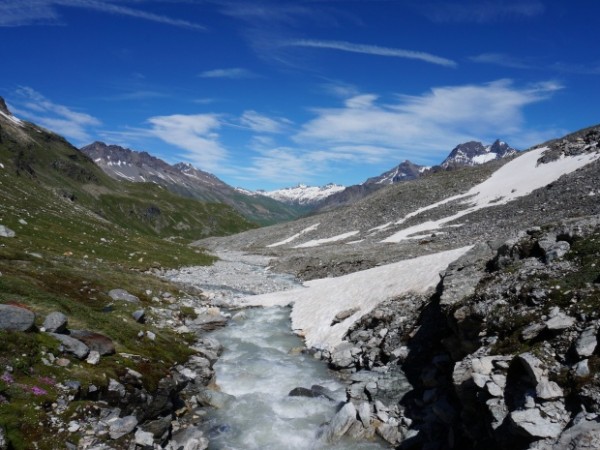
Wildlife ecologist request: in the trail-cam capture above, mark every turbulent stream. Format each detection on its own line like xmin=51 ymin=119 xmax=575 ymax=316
xmin=166 ymin=252 xmax=387 ymax=449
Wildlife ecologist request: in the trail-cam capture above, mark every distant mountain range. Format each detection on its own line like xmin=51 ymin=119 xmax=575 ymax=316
xmin=81 ymin=138 xmax=517 ymax=217
xmin=80 ymin=142 xmax=305 ymax=225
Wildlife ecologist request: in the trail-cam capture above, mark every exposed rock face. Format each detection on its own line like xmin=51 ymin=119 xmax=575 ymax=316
xmin=0 ymin=305 xmax=35 ymax=331
xmin=326 ymin=216 xmax=600 ymax=449
xmin=69 ymin=330 xmax=116 ymax=355
xmin=0 ymin=97 xmax=9 ymax=115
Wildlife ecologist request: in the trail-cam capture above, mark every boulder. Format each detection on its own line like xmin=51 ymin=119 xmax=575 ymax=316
xmin=108 ymin=415 xmax=138 ymax=440
xmin=132 ymin=309 xmax=145 ymax=323
xmin=545 ymin=307 xmax=575 ymax=331
xmin=289 ymin=387 xmax=320 ymax=398
xmin=510 ymin=408 xmax=563 ymax=439
xmin=192 ymin=314 xmax=228 ymax=332
xmin=552 ymin=419 xmax=600 ymax=449
xmin=108 ymin=289 xmax=140 ymax=303
xmin=195 ymin=389 xmax=235 ymax=409
xmin=86 ymin=351 xmax=101 ymax=365
xmin=0 ymin=304 xmax=35 ymax=331
xmin=69 ymin=330 xmax=115 ymax=355
xmin=134 ymin=429 xmax=154 ymax=447
xmin=575 ymin=326 xmax=598 ymax=358
xmin=166 ymin=428 xmax=208 ymax=450
xmin=320 ymin=402 xmax=358 ymax=443
xmin=0 ymin=225 xmax=15 ymax=238
xmin=48 ymin=333 xmax=89 ymax=359
xmin=43 ymin=312 xmax=68 ymax=333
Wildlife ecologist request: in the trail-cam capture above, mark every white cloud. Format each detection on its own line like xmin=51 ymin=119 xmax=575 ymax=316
xmin=295 ymin=79 xmax=563 ymax=162
xmin=240 ymin=110 xmax=291 ymax=133
xmin=199 ymin=68 xmax=258 ymax=79
xmin=470 ymin=53 xmax=536 ymax=69
xmin=284 ymin=39 xmax=457 ymax=67
xmin=12 ymin=86 xmax=101 ymax=142
xmin=0 ymin=0 xmax=205 ymax=29
xmin=147 ymin=113 xmax=228 ymax=171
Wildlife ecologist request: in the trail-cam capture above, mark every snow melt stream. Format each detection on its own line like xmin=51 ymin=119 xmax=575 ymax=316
xmin=202 ymin=307 xmax=385 ymax=449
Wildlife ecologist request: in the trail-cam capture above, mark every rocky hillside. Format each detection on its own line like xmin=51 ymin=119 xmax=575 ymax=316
xmin=82 ymin=142 xmax=304 ymax=226
xmin=0 ymin=99 xmax=258 ymax=448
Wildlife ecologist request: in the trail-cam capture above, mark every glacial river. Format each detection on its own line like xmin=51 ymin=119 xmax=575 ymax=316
xmin=166 ymin=252 xmax=387 ymax=449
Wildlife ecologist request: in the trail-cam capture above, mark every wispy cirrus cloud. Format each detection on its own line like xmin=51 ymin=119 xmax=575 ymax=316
xmin=239 ymin=110 xmax=292 ymax=134
xmin=147 ymin=113 xmax=228 ymax=171
xmin=0 ymin=0 xmax=205 ymax=29
xmin=198 ymin=68 xmax=259 ymax=79
xmin=470 ymin=53 xmax=537 ymax=69
xmin=283 ymin=39 xmax=457 ymax=67
xmin=11 ymin=86 xmax=101 ymax=143
xmin=294 ymin=79 xmax=563 ymax=162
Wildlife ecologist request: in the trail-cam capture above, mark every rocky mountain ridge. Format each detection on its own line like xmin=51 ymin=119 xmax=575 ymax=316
xmin=81 ymin=142 xmax=305 ymax=226
xmin=441 ymin=139 xmax=517 ymax=169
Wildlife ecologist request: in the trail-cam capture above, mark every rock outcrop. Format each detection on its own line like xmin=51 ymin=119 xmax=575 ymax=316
xmin=322 ymin=215 xmax=600 ymax=449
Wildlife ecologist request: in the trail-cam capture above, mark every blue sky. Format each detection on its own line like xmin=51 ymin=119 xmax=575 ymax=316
xmin=1 ymin=1 xmax=599 ymax=190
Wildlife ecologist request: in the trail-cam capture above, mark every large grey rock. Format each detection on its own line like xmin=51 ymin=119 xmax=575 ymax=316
xmin=69 ymin=330 xmax=115 ymax=355
xmin=536 ymin=379 xmax=564 ymax=400
xmin=192 ymin=314 xmax=228 ymax=332
xmin=576 ymin=326 xmax=598 ymax=358
xmin=552 ymin=419 xmax=600 ymax=449
xmin=545 ymin=307 xmax=575 ymax=330
xmin=48 ymin=333 xmax=90 ymax=359
xmin=108 ymin=415 xmax=138 ymax=440
xmin=108 ymin=289 xmax=140 ymax=303
xmin=43 ymin=312 xmax=68 ymax=333
xmin=510 ymin=408 xmax=563 ymax=438
xmin=320 ymin=402 xmax=358 ymax=443
xmin=538 ymin=239 xmax=570 ymax=263
xmin=134 ymin=429 xmax=154 ymax=446
xmin=0 ymin=225 xmax=15 ymax=238
xmin=132 ymin=309 xmax=145 ymax=323
xmin=330 ymin=342 xmax=356 ymax=369
xmin=574 ymin=359 xmax=591 ymax=379
xmin=167 ymin=428 xmax=208 ymax=450
xmin=195 ymin=389 xmax=235 ymax=409
xmin=0 ymin=305 xmax=35 ymax=331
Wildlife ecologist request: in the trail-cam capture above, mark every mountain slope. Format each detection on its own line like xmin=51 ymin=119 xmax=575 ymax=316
xmin=81 ymin=142 xmax=304 ymax=225
xmin=196 ymin=124 xmax=600 ymax=279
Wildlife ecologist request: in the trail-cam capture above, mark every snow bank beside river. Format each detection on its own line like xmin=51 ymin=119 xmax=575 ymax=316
xmin=241 ymin=246 xmax=472 ymax=350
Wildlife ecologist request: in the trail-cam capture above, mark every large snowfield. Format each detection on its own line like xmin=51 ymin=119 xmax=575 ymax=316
xmin=241 ymin=246 xmax=472 ymax=350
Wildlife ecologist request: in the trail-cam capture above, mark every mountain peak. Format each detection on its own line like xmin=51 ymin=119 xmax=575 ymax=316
xmin=0 ymin=97 xmax=10 ymax=115
xmin=441 ymin=139 xmax=517 ymax=169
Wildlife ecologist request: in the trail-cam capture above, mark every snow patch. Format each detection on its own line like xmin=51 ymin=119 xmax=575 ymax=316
xmin=471 ymin=153 xmax=497 ymax=164
xmin=267 ymin=223 xmax=320 ymax=248
xmin=241 ymin=246 xmax=472 ymax=350
xmin=383 ymin=147 xmax=600 ymax=243
xmin=293 ymin=231 xmax=359 ymax=248
xmin=0 ymin=110 xmax=24 ymax=127
xmin=259 ymin=184 xmax=346 ymax=205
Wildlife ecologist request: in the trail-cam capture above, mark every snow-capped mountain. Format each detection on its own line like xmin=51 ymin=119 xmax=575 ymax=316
xmin=364 ymin=160 xmax=430 ymax=186
xmin=441 ymin=139 xmax=517 ymax=169
xmin=257 ymin=184 xmax=346 ymax=206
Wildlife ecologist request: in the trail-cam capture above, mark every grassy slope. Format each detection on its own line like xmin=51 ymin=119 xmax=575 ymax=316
xmin=0 ymin=119 xmax=254 ymax=448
